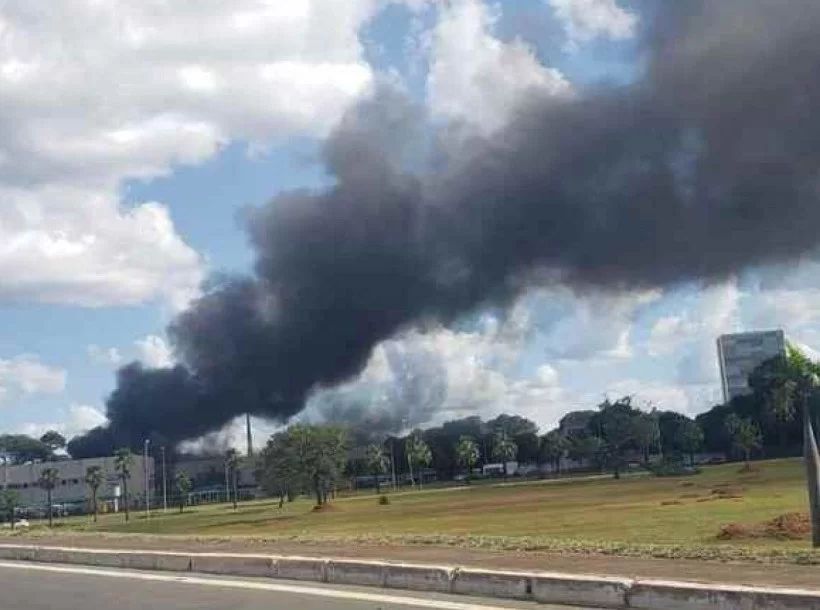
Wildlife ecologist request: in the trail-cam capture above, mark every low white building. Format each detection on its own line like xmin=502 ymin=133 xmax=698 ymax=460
xmin=1 ymin=455 xmax=154 ymax=509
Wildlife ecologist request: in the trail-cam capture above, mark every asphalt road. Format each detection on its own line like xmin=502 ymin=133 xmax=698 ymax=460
xmin=0 ymin=561 xmax=589 ymax=610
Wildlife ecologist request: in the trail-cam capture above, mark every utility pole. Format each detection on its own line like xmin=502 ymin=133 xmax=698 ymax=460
xmin=143 ymin=439 xmax=151 ymax=520
xmin=161 ymin=446 xmax=168 ymax=513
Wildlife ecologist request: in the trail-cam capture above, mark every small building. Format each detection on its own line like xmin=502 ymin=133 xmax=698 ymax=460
xmin=1 ymin=455 xmax=153 ymax=510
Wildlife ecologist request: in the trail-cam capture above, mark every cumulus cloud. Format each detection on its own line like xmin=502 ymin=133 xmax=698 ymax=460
xmin=547 ymin=0 xmax=638 ymax=48
xmin=0 ymin=355 xmax=66 ymax=400
xmin=87 ymin=345 xmax=123 ymax=367
xmin=426 ymin=0 xmax=570 ymax=132
xmin=134 ymin=335 xmax=174 ymax=369
xmin=0 ymin=0 xmax=382 ymax=307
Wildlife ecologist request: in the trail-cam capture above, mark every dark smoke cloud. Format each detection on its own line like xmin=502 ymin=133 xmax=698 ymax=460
xmin=70 ymin=0 xmax=820 ymax=455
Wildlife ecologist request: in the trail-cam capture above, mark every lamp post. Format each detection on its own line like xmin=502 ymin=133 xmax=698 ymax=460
xmin=161 ymin=446 xmax=167 ymax=513
xmin=143 ymin=439 xmax=151 ymax=520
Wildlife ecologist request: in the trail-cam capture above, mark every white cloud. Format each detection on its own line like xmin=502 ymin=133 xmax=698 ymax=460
xmin=426 ymin=0 xmax=570 ymax=133
xmin=548 ymin=0 xmax=638 ymax=49
xmin=0 ymin=355 xmax=66 ymax=399
xmin=15 ymin=403 xmax=107 ymax=441
xmin=0 ymin=0 xmax=382 ymax=308
xmin=134 ymin=335 xmax=174 ymax=368
xmin=87 ymin=345 xmax=123 ymax=367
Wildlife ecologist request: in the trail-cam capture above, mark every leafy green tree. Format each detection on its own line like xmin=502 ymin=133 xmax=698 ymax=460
xmin=0 ymin=490 xmax=19 ymax=530
xmin=114 ymin=448 xmax=133 ymax=522
xmin=591 ymin=397 xmax=643 ymax=479
xmin=365 ymin=444 xmax=389 ymax=494
xmin=258 ymin=431 xmax=301 ymax=507
xmin=568 ymin=435 xmax=606 ymax=471
xmin=0 ymin=434 xmax=51 ymax=464
xmin=539 ymin=430 xmax=568 ymax=473
xmin=676 ymin=419 xmax=704 ymax=466
xmin=39 ymin=467 xmax=59 ymax=527
xmin=40 ymin=430 xmax=66 ymax=456
xmin=492 ymin=431 xmax=518 ymax=478
xmin=175 ymin=471 xmax=192 ymax=513
xmin=225 ymin=449 xmax=240 ymax=510
xmin=455 ymin=436 xmax=479 ymax=479
xmin=750 ymin=345 xmax=820 ymax=546
xmin=85 ymin=465 xmax=104 ymax=522
xmin=725 ymin=414 xmax=762 ymax=470
xmin=289 ymin=424 xmax=348 ymax=506
xmin=406 ymin=430 xmax=432 ymax=489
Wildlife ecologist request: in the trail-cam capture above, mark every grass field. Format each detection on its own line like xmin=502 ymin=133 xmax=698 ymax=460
xmin=11 ymin=459 xmax=819 ymax=563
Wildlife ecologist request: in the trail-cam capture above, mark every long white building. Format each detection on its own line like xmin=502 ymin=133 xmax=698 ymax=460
xmin=717 ymin=330 xmax=786 ymax=403
xmin=1 ymin=455 xmax=153 ymax=508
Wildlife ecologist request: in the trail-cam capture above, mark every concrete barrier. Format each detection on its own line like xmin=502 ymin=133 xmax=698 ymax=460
xmin=327 ymin=559 xmax=386 ymax=587
xmin=451 ymin=567 xmax=531 ymax=600
xmin=531 ymin=571 xmax=632 ymax=608
xmin=274 ymin=556 xmax=328 ymax=582
xmin=2 ymin=543 xmax=820 ymax=610
xmin=190 ymin=553 xmax=272 ymax=577
xmin=629 ymin=579 xmax=820 ymax=610
xmin=382 ymin=562 xmax=454 ymax=593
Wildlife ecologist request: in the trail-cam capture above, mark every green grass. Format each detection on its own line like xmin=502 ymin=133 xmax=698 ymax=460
xmin=12 ymin=459 xmax=820 ymax=563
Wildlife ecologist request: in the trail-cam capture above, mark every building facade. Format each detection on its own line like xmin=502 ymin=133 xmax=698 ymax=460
xmin=1 ymin=455 xmax=153 ymax=508
xmin=717 ymin=330 xmax=786 ymax=403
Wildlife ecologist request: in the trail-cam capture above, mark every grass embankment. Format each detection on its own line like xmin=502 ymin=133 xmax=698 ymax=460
xmin=10 ymin=459 xmax=820 ymax=564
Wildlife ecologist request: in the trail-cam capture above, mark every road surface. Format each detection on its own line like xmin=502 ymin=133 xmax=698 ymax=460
xmin=0 ymin=561 xmax=590 ymax=610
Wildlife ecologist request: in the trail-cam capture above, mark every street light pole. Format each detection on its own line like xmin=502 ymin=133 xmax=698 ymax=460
xmin=161 ymin=446 xmax=167 ymax=513
xmin=143 ymin=439 xmax=151 ymax=520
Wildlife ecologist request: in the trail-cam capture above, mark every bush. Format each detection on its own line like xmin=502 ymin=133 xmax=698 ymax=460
xmin=647 ymin=458 xmax=700 ymax=477
xmin=378 ymin=494 xmax=390 ymax=505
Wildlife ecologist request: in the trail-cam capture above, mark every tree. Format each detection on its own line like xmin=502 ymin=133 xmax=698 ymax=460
xmin=751 ymin=346 xmax=820 ymax=546
xmin=258 ymin=431 xmax=301 ymax=507
xmin=0 ymin=490 xmax=19 ymax=530
xmin=406 ymin=430 xmax=432 ymax=489
xmin=40 ymin=430 xmax=66 ymax=456
xmin=225 ymin=449 xmax=240 ymax=510
xmin=725 ymin=414 xmax=762 ymax=470
xmin=85 ymin=465 xmax=104 ymax=522
xmin=539 ymin=430 xmax=568 ymax=474
xmin=492 ymin=431 xmax=518 ymax=478
xmin=365 ymin=444 xmax=389 ymax=494
xmin=289 ymin=424 xmax=348 ymax=506
xmin=175 ymin=471 xmax=192 ymax=513
xmin=114 ymin=448 xmax=133 ymax=522
xmin=39 ymin=467 xmax=59 ymax=527
xmin=455 ymin=436 xmax=479 ymax=480
xmin=0 ymin=434 xmax=51 ymax=464
xmin=591 ymin=397 xmax=642 ymax=479
xmin=676 ymin=419 xmax=704 ymax=466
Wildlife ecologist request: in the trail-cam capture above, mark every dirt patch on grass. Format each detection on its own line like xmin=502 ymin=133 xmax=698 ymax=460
xmin=718 ymin=512 xmax=810 ymax=541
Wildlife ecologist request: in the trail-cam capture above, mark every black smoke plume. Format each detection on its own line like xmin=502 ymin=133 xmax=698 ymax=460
xmin=69 ymin=1 xmax=820 ymax=455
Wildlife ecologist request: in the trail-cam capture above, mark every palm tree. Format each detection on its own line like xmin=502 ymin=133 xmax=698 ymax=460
xmin=114 ymin=448 xmax=134 ymax=522
xmin=225 ymin=449 xmax=239 ymax=510
xmin=455 ymin=436 xmax=479 ymax=481
xmin=39 ymin=467 xmax=59 ymax=527
xmin=725 ymin=414 xmax=762 ymax=471
xmin=175 ymin=471 xmax=192 ymax=513
xmin=492 ymin=431 xmax=518 ymax=479
xmin=85 ymin=466 xmax=104 ymax=523
xmin=365 ymin=444 xmax=389 ymax=494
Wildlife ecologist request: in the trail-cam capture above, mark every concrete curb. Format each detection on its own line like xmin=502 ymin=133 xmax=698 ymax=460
xmin=0 ymin=543 xmax=819 ymax=609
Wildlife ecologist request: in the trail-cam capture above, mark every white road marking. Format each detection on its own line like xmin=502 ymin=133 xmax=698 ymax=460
xmin=0 ymin=561 xmax=519 ymax=610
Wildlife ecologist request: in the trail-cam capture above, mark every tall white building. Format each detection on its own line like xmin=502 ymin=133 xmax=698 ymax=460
xmin=717 ymin=330 xmax=786 ymax=403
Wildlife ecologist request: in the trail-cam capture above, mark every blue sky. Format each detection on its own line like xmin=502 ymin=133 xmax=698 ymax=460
xmin=2 ymin=0 xmax=819 ymax=446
